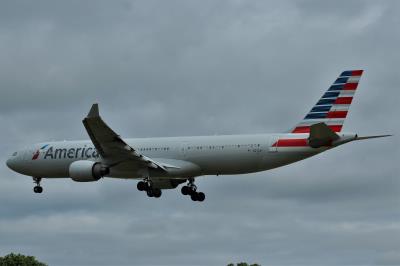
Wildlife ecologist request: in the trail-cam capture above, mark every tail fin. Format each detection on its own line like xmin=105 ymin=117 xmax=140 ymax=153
xmin=292 ymin=70 xmax=364 ymax=133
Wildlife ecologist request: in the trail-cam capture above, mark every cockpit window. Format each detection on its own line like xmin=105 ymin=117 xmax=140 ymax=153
xmin=12 ymin=152 xmax=17 ymax=156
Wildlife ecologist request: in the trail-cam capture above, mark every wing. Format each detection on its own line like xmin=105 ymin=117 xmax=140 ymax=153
xmin=82 ymin=103 xmax=168 ymax=171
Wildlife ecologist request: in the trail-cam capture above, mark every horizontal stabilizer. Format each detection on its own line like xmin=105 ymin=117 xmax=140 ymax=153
xmin=356 ymin=134 xmax=392 ymax=141
xmin=308 ymin=122 xmax=339 ymax=148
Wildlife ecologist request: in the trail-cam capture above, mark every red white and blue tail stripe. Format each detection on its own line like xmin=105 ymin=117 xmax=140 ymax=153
xmin=291 ymin=70 xmax=363 ymax=133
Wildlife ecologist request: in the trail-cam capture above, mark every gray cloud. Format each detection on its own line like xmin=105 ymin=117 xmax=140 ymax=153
xmin=0 ymin=0 xmax=399 ymax=265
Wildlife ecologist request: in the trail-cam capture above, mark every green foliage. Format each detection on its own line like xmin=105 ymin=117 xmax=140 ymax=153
xmin=227 ymin=263 xmax=260 ymax=266
xmin=0 ymin=253 xmax=47 ymax=266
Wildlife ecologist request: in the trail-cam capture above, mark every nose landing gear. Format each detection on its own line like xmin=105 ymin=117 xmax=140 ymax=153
xmin=33 ymin=177 xmax=43 ymax=193
xmin=181 ymin=178 xmax=205 ymax=202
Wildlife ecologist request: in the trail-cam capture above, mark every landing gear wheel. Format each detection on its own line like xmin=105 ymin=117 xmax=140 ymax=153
xmin=137 ymin=181 xmax=146 ymax=191
xmin=190 ymin=193 xmax=198 ymax=201
xmin=181 ymin=186 xmax=190 ymax=195
xmin=33 ymin=186 xmax=43 ymax=193
xmin=146 ymin=189 xmax=154 ymax=197
xmin=153 ymin=188 xmax=162 ymax=198
xmin=197 ymin=192 xmax=205 ymax=202
xmin=189 ymin=187 xmax=197 ymax=196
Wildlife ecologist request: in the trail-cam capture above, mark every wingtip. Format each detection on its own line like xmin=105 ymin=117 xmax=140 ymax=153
xmin=87 ymin=103 xmax=99 ymax=118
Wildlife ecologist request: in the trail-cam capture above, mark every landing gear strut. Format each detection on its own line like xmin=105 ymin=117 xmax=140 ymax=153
xmin=181 ymin=178 xmax=205 ymax=202
xmin=33 ymin=177 xmax=43 ymax=193
xmin=137 ymin=178 xmax=162 ymax=198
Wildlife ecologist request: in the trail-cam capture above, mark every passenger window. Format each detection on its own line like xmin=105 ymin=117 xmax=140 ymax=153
xmin=12 ymin=152 xmax=17 ymax=156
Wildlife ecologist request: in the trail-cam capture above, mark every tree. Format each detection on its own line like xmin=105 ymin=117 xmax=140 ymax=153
xmin=227 ymin=263 xmax=261 ymax=266
xmin=0 ymin=253 xmax=47 ymax=266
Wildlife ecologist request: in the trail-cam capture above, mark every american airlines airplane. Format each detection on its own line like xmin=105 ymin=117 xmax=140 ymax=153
xmin=6 ymin=70 xmax=390 ymax=202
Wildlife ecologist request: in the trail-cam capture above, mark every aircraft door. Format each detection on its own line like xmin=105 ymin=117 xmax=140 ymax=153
xmin=181 ymin=142 xmax=188 ymax=158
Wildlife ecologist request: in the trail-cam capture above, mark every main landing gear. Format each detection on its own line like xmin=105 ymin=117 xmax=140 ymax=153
xmin=33 ymin=177 xmax=43 ymax=193
xmin=137 ymin=179 xmax=162 ymax=198
xmin=181 ymin=179 xmax=205 ymax=202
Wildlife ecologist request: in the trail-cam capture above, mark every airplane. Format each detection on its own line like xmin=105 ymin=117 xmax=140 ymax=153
xmin=6 ymin=70 xmax=391 ymax=202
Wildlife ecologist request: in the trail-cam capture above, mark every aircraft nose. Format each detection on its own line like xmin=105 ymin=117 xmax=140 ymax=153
xmin=6 ymin=157 xmax=17 ymax=171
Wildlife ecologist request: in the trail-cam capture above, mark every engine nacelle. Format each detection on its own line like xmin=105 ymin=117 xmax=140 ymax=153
xmin=69 ymin=160 xmax=109 ymax=182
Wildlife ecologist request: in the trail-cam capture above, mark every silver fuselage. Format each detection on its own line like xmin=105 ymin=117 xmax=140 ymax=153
xmin=6 ymin=132 xmax=356 ymax=180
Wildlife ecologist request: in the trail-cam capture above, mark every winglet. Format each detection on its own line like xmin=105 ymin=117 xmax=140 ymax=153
xmin=87 ymin=103 xmax=99 ymax=118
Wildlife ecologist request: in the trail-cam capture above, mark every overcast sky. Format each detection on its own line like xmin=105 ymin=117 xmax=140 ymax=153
xmin=0 ymin=1 xmax=399 ymax=265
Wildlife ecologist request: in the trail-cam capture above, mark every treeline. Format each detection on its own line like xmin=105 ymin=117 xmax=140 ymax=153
xmin=0 ymin=253 xmax=47 ymax=266
xmin=0 ymin=253 xmax=260 ymax=266
xmin=227 ymin=263 xmax=260 ymax=266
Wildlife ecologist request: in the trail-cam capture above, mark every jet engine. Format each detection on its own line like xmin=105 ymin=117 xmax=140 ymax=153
xmin=69 ymin=160 xmax=109 ymax=182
